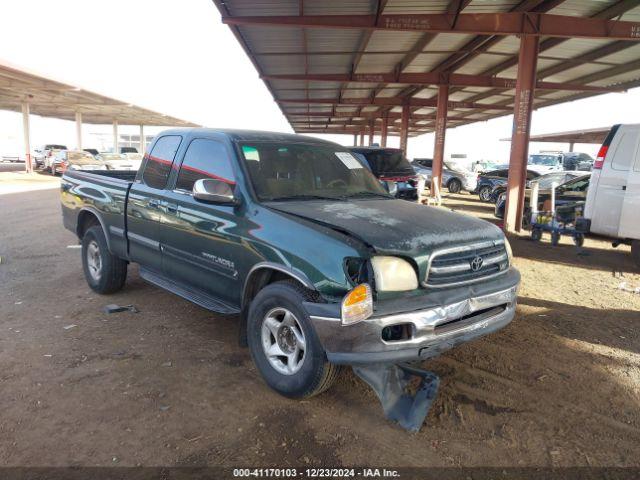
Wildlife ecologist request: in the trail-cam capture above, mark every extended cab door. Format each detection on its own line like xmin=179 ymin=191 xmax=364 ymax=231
xmin=158 ymin=137 xmax=245 ymax=306
xmin=589 ymin=126 xmax=638 ymax=237
xmin=127 ymin=135 xmax=182 ymax=271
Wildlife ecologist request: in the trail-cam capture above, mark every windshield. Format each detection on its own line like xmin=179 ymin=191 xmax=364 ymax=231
xmin=98 ymin=154 xmax=127 ymax=161
xmin=353 ymin=149 xmax=413 ymax=177
xmin=239 ymin=142 xmax=389 ymax=201
xmin=68 ymin=151 xmax=96 ymax=161
xmin=529 ymin=154 xmax=560 ymax=166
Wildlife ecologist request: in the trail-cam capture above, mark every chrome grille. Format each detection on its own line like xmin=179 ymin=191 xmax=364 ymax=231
xmin=425 ymin=242 xmax=509 ymax=287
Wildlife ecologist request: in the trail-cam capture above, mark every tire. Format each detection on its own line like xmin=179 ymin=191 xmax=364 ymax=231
xmin=447 ymin=179 xmax=462 ymax=194
xmin=51 ymin=163 xmax=57 ymax=176
xmin=531 ymin=228 xmax=542 ymax=242
xmin=81 ymin=225 xmax=127 ymax=294
xmin=522 ymin=208 xmax=532 ymax=230
xmin=551 ymin=231 xmax=561 ymax=246
xmin=632 ymin=240 xmax=640 ymax=269
xmin=479 ymin=186 xmax=492 ymax=202
xmin=247 ymin=280 xmax=340 ymax=399
xmin=573 ymin=233 xmax=585 ymax=247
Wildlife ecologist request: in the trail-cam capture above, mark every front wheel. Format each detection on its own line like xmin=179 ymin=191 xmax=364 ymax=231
xmin=479 ymin=186 xmax=492 ymax=202
xmin=247 ymin=281 xmax=340 ymax=399
xmin=51 ymin=163 xmax=57 ymax=176
xmin=447 ymin=179 xmax=462 ymax=194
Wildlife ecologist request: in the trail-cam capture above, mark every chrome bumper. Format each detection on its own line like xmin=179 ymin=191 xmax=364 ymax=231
xmin=310 ymin=284 xmax=518 ymax=365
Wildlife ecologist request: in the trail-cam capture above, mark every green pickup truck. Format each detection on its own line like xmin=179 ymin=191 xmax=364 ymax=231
xmin=61 ymin=128 xmax=520 ymax=400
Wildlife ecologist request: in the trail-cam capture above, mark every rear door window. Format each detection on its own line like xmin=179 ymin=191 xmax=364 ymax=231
xmin=175 ymin=139 xmax=236 ymax=192
xmin=142 ymin=135 xmax=182 ymax=189
xmin=611 ymin=131 xmax=639 ymax=172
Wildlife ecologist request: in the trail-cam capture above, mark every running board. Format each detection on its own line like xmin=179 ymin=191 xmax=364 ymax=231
xmin=139 ymin=268 xmax=240 ymax=315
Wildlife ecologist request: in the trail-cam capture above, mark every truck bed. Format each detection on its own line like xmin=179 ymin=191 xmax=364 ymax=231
xmin=61 ymin=169 xmax=136 ymax=258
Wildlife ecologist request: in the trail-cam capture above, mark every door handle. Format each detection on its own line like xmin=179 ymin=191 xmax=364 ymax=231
xmin=148 ymin=199 xmax=160 ymax=208
xmin=165 ymin=203 xmax=178 ymax=213
xmin=622 ymin=185 xmax=627 ymax=191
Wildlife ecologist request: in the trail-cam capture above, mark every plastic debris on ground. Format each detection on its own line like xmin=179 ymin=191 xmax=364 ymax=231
xmin=103 ymin=304 xmax=139 ymax=314
xmin=617 ymin=282 xmax=640 ymax=294
xmin=66 ymin=245 xmax=82 ymax=249
xmin=63 ymin=324 xmax=77 ymax=330
xmin=352 ymin=363 xmax=440 ymax=432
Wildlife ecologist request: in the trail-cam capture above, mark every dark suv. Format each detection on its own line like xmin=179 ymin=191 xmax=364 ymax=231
xmin=350 ymin=147 xmax=418 ymax=200
xmin=477 ymin=169 xmax=540 ymax=202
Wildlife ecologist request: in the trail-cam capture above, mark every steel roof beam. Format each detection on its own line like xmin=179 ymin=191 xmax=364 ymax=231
xmin=222 ymin=13 xmax=640 ymax=41
xmin=262 ymin=73 xmax=622 ymax=92
xmin=278 ymin=97 xmax=513 ymax=110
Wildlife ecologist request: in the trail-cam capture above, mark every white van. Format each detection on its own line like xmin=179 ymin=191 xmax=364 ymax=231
xmin=581 ymin=124 xmax=640 ymax=267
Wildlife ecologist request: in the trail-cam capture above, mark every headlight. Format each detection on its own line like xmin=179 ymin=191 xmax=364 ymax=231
xmin=504 ymin=238 xmax=513 ymax=265
xmin=341 ymin=284 xmax=373 ymax=325
xmin=371 ymin=256 xmax=418 ymax=292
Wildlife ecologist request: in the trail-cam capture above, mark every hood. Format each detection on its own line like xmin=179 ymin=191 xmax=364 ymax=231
xmin=528 ymin=165 xmax=560 ymax=175
xmin=269 ymin=199 xmax=503 ymax=257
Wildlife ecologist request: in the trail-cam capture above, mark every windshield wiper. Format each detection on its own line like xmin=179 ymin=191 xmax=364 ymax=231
xmin=268 ymin=194 xmax=345 ymax=202
xmin=341 ymin=191 xmax=392 ymax=199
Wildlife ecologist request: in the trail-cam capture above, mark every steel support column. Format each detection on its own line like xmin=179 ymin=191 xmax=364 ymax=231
xmin=112 ymin=120 xmax=119 ymax=153
xmin=75 ymin=111 xmax=83 ymax=150
xmin=400 ymin=104 xmax=409 ymax=155
xmin=431 ymin=84 xmax=449 ymax=195
xmin=359 ymin=131 xmax=365 ymax=146
xmin=139 ymin=125 xmax=145 ymax=153
xmin=381 ymin=112 xmax=388 ymax=147
xmin=353 ymin=133 xmax=357 ymax=146
xmin=569 ymin=141 xmax=574 ymax=152
xmin=368 ymin=121 xmax=374 ymax=145
xmin=22 ymin=103 xmax=32 ymax=173
xmin=504 ymin=35 xmax=539 ymax=233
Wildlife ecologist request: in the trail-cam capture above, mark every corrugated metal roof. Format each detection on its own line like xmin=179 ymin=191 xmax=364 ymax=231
xmin=0 ymin=61 xmax=197 ymax=126
xmin=215 ymin=0 xmax=640 ymax=136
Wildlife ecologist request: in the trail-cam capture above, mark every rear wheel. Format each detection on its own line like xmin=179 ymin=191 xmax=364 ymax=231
xmin=531 ymin=228 xmax=542 ymax=242
xmin=551 ymin=231 xmax=561 ymax=246
xmin=51 ymin=163 xmax=57 ymax=176
xmin=573 ymin=233 xmax=585 ymax=247
xmin=81 ymin=225 xmax=127 ymax=294
xmin=447 ymin=179 xmax=462 ymax=194
xmin=479 ymin=186 xmax=492 ymax=202
xmin=247 ymin=281 xmax=340 ymax=399
xmin=632 ymin=240 xmax=640 ymax=268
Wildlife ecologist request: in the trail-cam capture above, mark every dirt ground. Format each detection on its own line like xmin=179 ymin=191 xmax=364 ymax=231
xmin=1 ymin=173 xmax=639 ymax=468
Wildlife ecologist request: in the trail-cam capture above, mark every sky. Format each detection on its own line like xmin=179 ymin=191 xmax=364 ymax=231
xmin=1 ymin=0 xmax=639 ymax=162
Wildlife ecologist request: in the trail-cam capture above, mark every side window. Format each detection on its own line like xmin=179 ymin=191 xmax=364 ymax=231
xmin=142 ymin=135 xmax=182 ymax=189
xmin=611 ymin=131 xmax=639 ymax=172
xmin=175 ymin=139 xmax=236 ymax=192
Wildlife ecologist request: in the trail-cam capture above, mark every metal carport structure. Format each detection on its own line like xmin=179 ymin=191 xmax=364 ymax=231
xmin=213 ymin=0 xmax=640 ymax=232
xmin=0 ymin=61 xmax=198 ymax=174
xmin=505 ymin=126 xmax=611 ymax=151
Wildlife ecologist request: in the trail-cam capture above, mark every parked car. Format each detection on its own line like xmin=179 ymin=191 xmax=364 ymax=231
xmin=61 ymin=128 xmax=520 ymax=400
xmin=95 ymin=153 xmax=142 ymax=171
xmin=119 ymin=147 xmax=138 ymax=154
xmin=35 ymin=144 xmax=68 ymax=169
xmin=411 ymin=158 xmax=478 ymax=194
xmin=477 ymin=169 xmax=540 ymax=202
xmin=528 ymin=152 xmax=594 ymax=174
xmin=494 ymin=174 xmax=591 ymax=227
xmin=50 ymin=150 xmax=108 ymax=175
xmin=490 ymin=171 xmax=585 ymax=203
xmin=349 ymin=147 xmax=418 ymax=200
xmin=579 ymin=124 xmax=640 ymax=267
xmin=83 ymin=148 xmax=99 ymax=157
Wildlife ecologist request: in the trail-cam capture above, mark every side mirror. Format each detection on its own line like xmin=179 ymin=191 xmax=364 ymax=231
xmin=192 ymin=178 xmax=238 ymax=205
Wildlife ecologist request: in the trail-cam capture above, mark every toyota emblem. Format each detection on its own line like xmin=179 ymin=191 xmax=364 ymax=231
xmin=470 ymin=256 xmax=484 ymax=272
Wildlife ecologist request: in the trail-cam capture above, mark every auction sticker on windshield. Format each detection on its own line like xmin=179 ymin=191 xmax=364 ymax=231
xmin=335 ymin=152 xmax=363 ymax=169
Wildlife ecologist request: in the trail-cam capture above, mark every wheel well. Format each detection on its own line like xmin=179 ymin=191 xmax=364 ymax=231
xmin=238 ymin=267 xmax=320 ymax=347
xmin=77 ymin=210 xmax=101 ymax=239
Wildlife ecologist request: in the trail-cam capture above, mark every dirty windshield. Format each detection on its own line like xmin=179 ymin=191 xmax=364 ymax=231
xmin=239 ymin=142 xmax=389 ymax=201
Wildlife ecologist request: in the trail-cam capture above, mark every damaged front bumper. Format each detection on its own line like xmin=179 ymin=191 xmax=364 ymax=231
xmin=307 ymin=268 xmax=520 ymax=365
